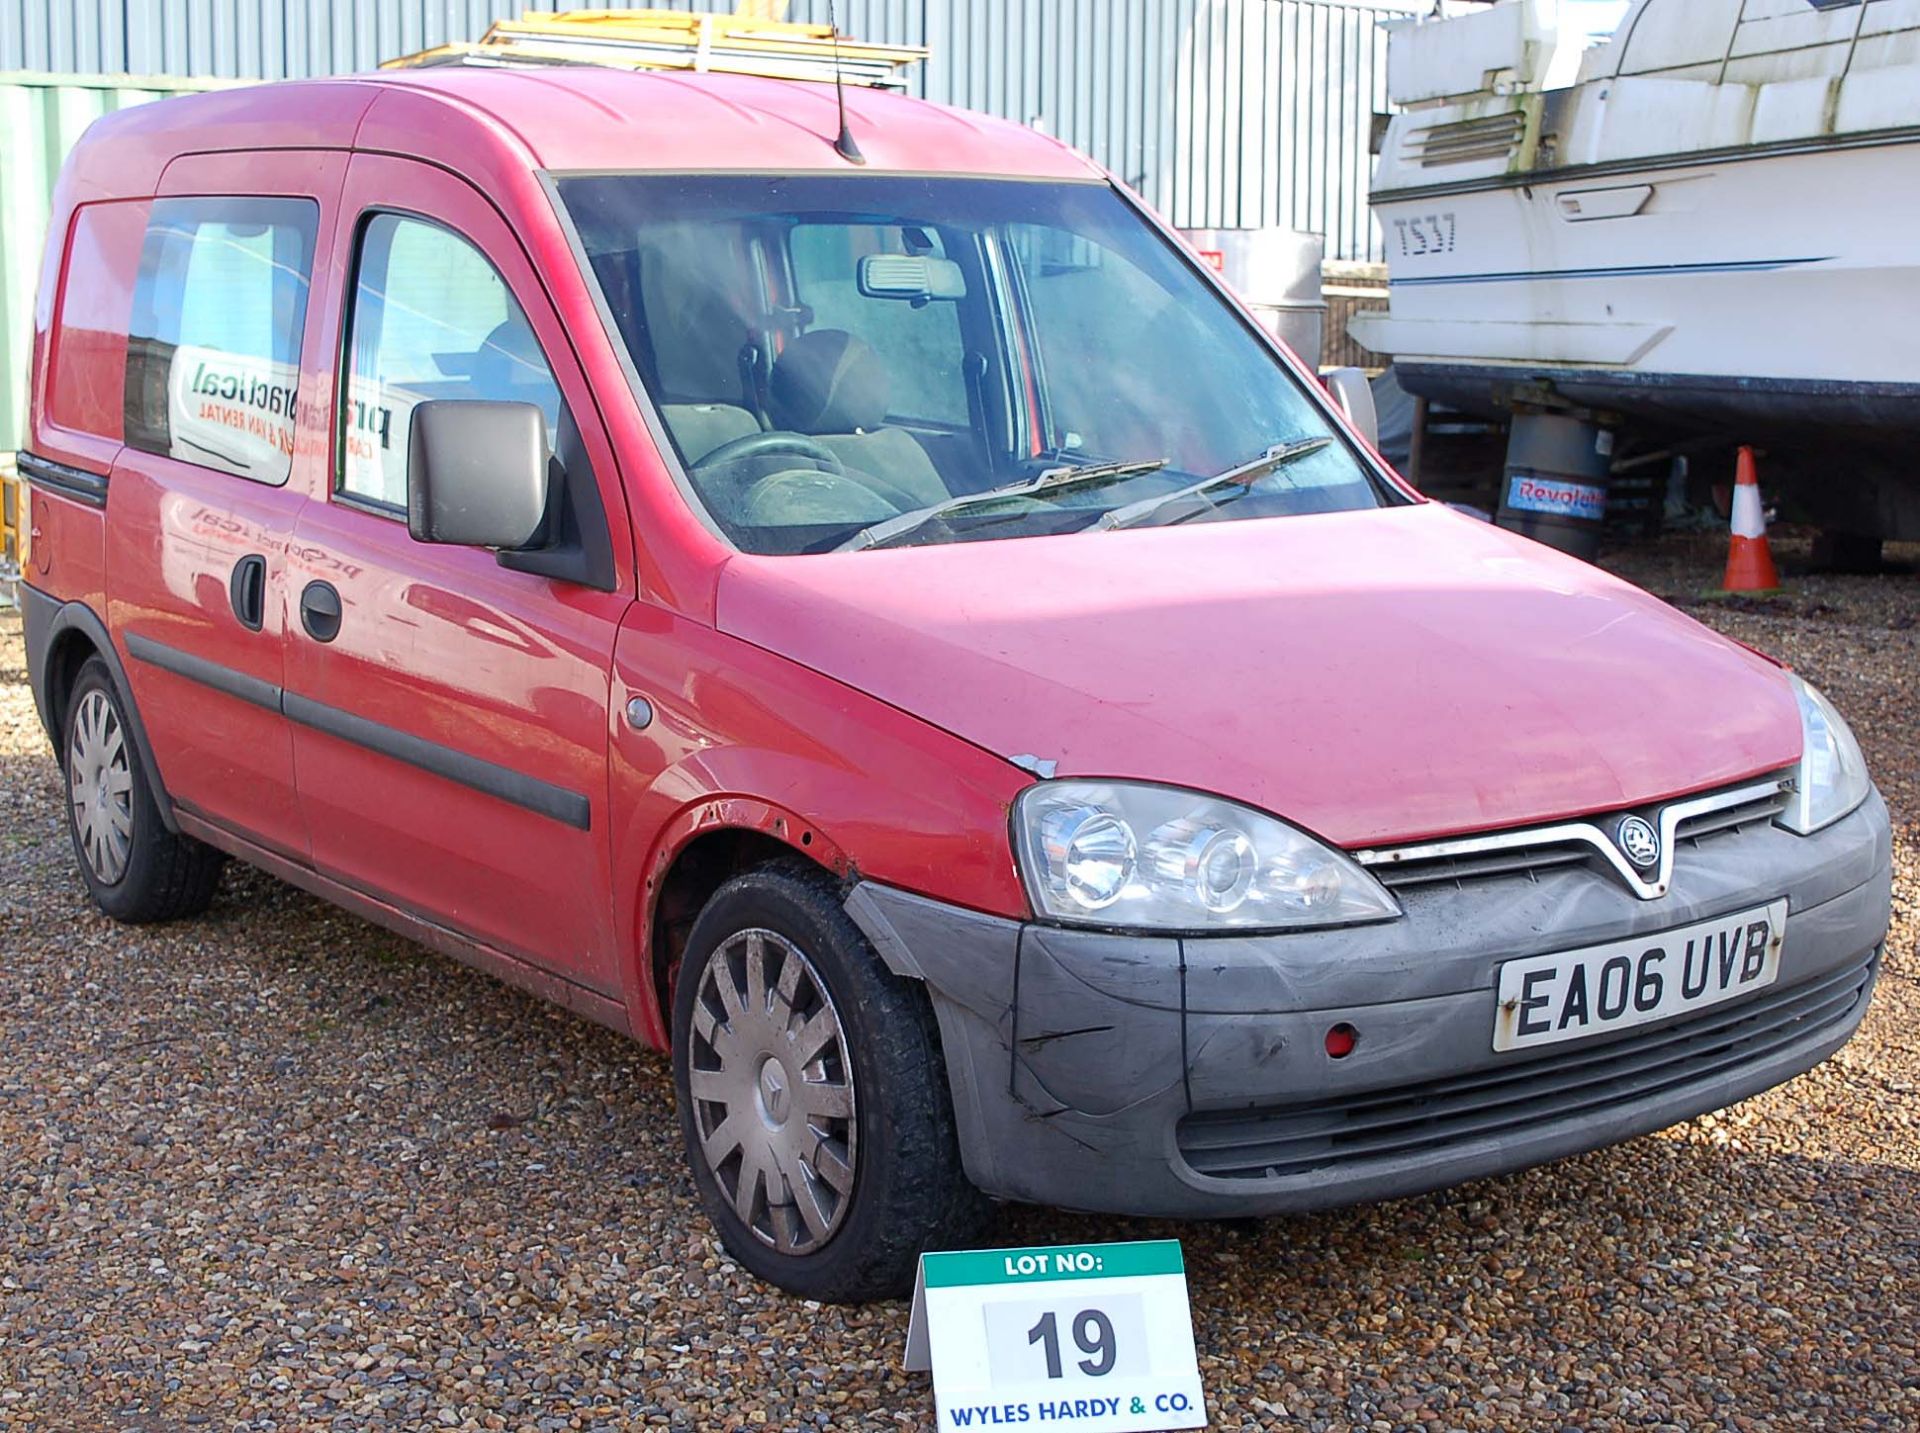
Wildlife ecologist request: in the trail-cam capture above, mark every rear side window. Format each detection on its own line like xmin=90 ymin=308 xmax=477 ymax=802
xmin=46 ymin=200 xmax=150 ymax=442
xmin=124 ymin=197 xmax=318 ymax=485
xmin=339 ymin=213 xmax=560 ymax=510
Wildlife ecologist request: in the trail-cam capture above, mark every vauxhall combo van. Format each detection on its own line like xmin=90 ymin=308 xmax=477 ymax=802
xmin=22 ymin=68 xmax=1891 ymax=1301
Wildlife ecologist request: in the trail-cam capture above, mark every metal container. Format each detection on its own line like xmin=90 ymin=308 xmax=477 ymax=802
xmin=1496 ymin=411 xmax=1614 ymax=562
xmin=1180 ymin=226 xmax=1327 ymax=365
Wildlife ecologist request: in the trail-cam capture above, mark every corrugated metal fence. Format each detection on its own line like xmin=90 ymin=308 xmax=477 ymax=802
xmin=2 ymin=1 xmax=1404 ymax=259
xmin=1 ymin=2 xmax=1410 ymax=452
xmin=799 ymin=0 xmax=1396 ymax=263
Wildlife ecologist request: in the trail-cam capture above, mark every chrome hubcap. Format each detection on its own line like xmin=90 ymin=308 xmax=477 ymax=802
xmin=688 ymin=928 xmax=858 ymax=1255
xmin=68 ymin=689 xmax=133 ymax=885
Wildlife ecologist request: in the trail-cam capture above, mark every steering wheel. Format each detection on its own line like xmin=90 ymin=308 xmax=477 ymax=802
xmin=694 ymin=431 xmax=844 ymax=474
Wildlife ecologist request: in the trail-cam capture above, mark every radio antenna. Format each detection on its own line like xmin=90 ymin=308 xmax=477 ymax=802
xmin=826 ymin=0 xmax=866 ymax=164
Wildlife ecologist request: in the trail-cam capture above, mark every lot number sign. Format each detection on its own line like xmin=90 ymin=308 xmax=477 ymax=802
xmin=905 ymin=1241 xmax=1208 ymax=1430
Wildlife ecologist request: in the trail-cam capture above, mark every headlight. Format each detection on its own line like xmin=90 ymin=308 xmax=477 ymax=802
xmin=1778 ymin=676 xmax=1871 ymax=834
xmin=1014 ymin=781 xmax=1401 ymax=932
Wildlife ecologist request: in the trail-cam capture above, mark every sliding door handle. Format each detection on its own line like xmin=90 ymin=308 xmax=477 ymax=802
xmin=229 ymin=554 xmax=267 ymax=631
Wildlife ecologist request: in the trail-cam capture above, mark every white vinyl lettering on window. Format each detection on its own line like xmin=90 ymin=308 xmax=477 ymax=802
xmin=125 ymin=198 xmax=318 ymax=485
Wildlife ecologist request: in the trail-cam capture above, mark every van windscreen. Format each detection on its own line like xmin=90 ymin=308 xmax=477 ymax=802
xmin=558 ymin=175 xmax=1391 ymax=554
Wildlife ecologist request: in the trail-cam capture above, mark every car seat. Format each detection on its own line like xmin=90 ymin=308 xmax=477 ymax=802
xmin=766 ymin=330 xmax=951 ymax=509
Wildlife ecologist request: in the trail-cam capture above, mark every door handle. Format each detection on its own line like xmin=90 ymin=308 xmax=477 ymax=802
xmin=229 ymin=554 xmax=267 ymax=631
xmin=299 ymin=580 xmax=343 ymax=643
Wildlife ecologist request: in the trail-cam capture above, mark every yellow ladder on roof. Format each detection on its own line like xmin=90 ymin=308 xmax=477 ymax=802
xmin=383 ymin=8 xmax=927 ymax=90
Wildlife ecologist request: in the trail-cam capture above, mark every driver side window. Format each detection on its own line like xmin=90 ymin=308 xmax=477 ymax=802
xmin=339 ymin=213 xmax=561 ymax=510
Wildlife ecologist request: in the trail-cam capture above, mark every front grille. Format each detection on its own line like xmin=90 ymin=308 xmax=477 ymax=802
xmin=1176 ymin=951 xmax=1875 ymax=1183
xmin=1357 ymin=776 xmax=1794 ymax=898
xmin=1674 ymin=787 xmax=1790 ymax=844
xmin=1369 ymin=839 xmax=1589 ymax=893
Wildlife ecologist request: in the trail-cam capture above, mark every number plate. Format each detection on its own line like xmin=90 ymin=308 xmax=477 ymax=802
xmin=1494 ymin=899 xmax=1786 ymax=1052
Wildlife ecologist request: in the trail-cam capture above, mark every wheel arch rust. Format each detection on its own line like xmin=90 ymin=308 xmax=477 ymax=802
xmin=630 ymin=795 xmax=856 ymax=1050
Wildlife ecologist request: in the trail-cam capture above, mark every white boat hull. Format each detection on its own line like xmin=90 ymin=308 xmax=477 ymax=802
xmin=1359 ymin=135 xmax=1920 ymax=400
xmin=1357 ymin=0 xmax=1920 ymax=541
xmin=1358 ymin=136 xmax=1920 ymax=539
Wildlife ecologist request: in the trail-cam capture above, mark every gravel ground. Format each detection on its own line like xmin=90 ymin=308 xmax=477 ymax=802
xmin=2 ymin=529 xmax=1916 ymax=1432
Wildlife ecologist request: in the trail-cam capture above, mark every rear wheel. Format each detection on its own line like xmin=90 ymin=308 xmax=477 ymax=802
xmin=62 ymin=657 xmax=224 ymax=923
xmin=671 ymin=861 xmax=988 ymax=1301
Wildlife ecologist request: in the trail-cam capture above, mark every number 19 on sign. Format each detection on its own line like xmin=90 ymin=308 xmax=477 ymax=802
xmin=905 ymin=1241 xmax=1207 ymax=1430
xmin=1028 ymin=1308 xmax=1114 ymax=1379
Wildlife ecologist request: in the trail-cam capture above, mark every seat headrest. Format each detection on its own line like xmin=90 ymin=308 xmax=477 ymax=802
xmin=769 ymin=329 xmax=889 ymax=435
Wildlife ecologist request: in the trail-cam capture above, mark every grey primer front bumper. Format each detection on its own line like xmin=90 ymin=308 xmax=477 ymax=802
xmin=845 ymin=791 xmax=1892 ymax=1218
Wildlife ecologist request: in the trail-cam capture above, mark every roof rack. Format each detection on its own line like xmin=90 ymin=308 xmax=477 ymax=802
xmin=382 ymin=8 xmax=927 ymax=91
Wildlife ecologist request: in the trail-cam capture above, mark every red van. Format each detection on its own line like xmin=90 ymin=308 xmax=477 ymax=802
xmin=21 ymin=68 xmax=1890 ymax=1301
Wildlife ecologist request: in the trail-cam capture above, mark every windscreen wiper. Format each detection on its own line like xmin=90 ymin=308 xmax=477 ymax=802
xmin=1095 ymin=437 xmax=1333 ymax=531
xmin=836 ymin=457 xmax=1169 ymax=552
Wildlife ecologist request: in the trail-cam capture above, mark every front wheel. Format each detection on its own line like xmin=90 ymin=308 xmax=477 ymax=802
xmin=671 ymin=861 xmax=988 ymax=1301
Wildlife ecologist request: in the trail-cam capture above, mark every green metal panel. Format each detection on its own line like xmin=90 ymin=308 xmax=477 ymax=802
xmin=0 ymin=71 xmax=234 ymax=455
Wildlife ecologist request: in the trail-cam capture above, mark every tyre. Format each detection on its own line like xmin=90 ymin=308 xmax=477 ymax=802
xmin=671 ymin=860 xmax=989 ymax=1301
xmin=62 ymin=656 xmax=224 ymax=923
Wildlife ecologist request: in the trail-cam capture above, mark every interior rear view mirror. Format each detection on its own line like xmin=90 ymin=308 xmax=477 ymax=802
xmin=1323 ymin=367 xmax=1380 ymax=451
xmin=407 ymin=399 xmax=551 ymax=550
xmin=858 ymin=253 xmax=967 ymax=302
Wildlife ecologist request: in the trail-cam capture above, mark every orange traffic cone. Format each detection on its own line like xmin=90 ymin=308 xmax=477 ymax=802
xmin=1720 ymin=446 xmax=1781 ymax=594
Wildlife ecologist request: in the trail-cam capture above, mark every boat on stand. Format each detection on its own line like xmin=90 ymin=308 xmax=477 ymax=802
xmin=1353 ymin=0 xmax=1920 ymax=564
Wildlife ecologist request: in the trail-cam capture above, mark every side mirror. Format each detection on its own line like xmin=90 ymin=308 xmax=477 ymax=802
xmin=407 ymin=400 xmax=551 ymax=550
xmin=1323 ymin=367 xmax=1379 ymax=450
